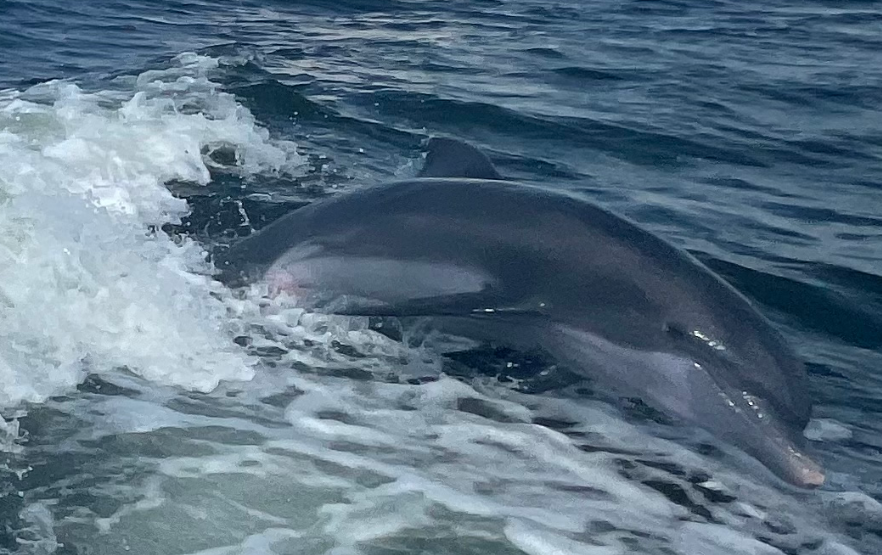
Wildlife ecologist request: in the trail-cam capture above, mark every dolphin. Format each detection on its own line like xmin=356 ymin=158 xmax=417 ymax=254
xmin=215 ymin=138 xmax=824 ymax=487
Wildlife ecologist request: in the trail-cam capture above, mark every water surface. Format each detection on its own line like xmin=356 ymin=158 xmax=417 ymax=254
xmin=1 ymin=1 xmax=881 ymax=554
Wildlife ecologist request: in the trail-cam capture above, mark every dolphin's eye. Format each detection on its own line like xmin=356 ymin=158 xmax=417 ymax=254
xmin=664 ymin=322 xmax=688 ymax=339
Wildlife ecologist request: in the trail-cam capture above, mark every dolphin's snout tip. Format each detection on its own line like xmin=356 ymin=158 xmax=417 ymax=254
xmin=797 ymin=466 xmax=825 ymax=488
xmin=787 ymin=451 xmax=825 ymax=488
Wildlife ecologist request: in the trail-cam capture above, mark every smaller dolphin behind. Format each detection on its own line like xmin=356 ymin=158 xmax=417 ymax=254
xmin=215 ymin=137 xmax=824 ymax=487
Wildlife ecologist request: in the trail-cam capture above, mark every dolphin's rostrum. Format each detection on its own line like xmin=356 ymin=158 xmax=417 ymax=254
xmin=216 ymin=138 xmax=824 ymax=487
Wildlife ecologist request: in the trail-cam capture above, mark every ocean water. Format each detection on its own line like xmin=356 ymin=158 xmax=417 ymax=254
xmin=1 ymin=1 xmax=881 ymax=554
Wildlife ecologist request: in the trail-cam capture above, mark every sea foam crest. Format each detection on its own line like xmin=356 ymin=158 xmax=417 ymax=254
xmin=0 ymin=53 xmax=300 ymax=410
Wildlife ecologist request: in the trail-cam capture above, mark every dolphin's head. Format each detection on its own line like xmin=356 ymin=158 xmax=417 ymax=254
xmin=553 ymin=311 xmax=824 ymax=487
xmin=658 ymin=306 xmax=824 ymax=487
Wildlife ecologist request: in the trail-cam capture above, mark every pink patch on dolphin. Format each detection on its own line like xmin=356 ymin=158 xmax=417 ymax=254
xmin=266 ymin=268 xmax=304 ymax=298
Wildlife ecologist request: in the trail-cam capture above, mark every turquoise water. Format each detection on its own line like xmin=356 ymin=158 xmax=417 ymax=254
xmin=1 ymin=1 xmax=880 ymax=554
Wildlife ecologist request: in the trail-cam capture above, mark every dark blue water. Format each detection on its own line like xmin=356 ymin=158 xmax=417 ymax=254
xmin=1 ymin=1 xmax=881 ymax=554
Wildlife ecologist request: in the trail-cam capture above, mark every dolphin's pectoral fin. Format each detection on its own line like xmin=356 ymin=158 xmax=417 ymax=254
xmin=418 ymin=137 xmax=504 ymax=180
xmin=329 ymin=290 xmax=549 ymax=319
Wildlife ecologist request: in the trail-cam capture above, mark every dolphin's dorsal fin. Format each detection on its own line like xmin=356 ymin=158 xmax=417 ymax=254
xmin=418 ymin=137 xmax=503 ymax=180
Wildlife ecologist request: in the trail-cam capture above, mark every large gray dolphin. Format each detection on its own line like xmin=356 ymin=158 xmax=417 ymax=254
xmin=216 ymin=138 xmax=824 ymax=487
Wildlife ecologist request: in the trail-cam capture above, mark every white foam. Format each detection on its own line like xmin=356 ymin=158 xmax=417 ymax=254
xmin=505 ymin=519 xmax=622 ymax=555
xmin=181 ymin=529 xmax=304 ymax=555
xmin=804 ymin=418 xmax=853 ymax=442
xmin=14 ymin=502 xmax=59 ymax=555
xmin=676 ymin=522 xmax=786 ymax=555
xmin=0 ymin=409 xmax=24 ymax=453
xmin=812 ymin=541 xmax=864 ymax=555
xmin=95 ymin=475 xmax=167 ymax=534
xmin=29 ymin=358 xmax=866 ymax=555
xmin=0 ymin=53 xmax=304 ymax=410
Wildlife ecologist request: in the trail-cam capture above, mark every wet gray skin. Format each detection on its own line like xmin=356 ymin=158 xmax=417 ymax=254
xmin=216 ymin=138 xmax=823 ymax=487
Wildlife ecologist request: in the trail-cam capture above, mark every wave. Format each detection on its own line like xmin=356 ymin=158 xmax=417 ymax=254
xmin=0 ymin=52 xmax=303 ymax=410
